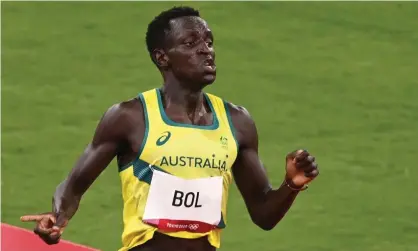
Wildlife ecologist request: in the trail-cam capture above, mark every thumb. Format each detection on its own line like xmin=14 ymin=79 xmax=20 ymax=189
xmin=52 ymin=216 xmax=68 ymax=233
xmin=286 ymin=149 xmax=304 ymax=160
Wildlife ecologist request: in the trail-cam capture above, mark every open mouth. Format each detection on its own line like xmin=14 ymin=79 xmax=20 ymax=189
xmin=203 ymin=59 xmax=216 ymax=71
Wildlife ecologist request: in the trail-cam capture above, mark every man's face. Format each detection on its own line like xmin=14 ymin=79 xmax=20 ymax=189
xmin=158 ymin=16 xmax=216 ymax=87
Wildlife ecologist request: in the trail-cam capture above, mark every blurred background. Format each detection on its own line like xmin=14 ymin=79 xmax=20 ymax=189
xmin=2 ymin=1 xmax=418 ymax=251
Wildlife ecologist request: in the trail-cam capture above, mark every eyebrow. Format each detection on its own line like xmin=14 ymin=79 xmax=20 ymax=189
xmin=175 ymin=28 xmax=211 ymax=39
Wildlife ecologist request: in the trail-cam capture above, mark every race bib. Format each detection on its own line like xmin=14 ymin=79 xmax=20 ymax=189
xmin=142 ymin=170 xmax=223 ymax=233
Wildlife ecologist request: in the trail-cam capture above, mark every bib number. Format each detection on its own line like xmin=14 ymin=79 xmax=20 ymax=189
xmin=172 ymin=190 xmax=202 ymax=208
xmin=142 ymin=170 xmax=223 ymax=233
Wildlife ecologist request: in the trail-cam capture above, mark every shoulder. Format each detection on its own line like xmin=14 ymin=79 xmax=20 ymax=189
xmin=102 ymin=98 xmax=144 ymax=123
xmin=224 ymin=101 xmax=258 ymax=149
xmin=94 ymin=97 xmax=145 ymax=139
xmin=225 ymin=102 xmax=254 ymax=125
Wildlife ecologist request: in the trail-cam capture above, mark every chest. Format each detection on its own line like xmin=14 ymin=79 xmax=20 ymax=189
xmin=141 ymin=128 xmax=237 ymax=178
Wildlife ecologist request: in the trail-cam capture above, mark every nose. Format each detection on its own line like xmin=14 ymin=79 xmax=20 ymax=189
xmin=197 ymin=41 xmax=212 ymax=55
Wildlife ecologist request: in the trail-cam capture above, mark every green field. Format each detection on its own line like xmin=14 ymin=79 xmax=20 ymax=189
xmin=2 ymin=2 xmax=418 ymax=251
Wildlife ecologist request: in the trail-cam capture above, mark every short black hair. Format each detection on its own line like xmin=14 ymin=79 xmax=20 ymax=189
xmin=146 ymin=6 xmax=200 ymax=64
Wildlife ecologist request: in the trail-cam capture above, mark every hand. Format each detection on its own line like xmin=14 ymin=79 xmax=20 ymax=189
xmin=20 ymin=212 xmax=68 ymax=245
xmin=285 ymin=149 xmax=319 ymax=188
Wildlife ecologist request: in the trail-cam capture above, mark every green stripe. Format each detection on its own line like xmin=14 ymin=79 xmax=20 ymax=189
xmin=217 ymin=214 xmax=226 ymax=229
xmin=223 ymin=101 xmax=239 ymax=149
xmin=118 ymin=93 xmax=149 ymax=172
xmin=133 ymin=159 xmax=169 ymax=184
xmin=156 ymin=88 xmax=220 ymax=130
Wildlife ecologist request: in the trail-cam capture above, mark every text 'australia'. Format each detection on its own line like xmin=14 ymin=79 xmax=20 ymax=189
xmin=160 ymin=155 xmax=228 ymax=171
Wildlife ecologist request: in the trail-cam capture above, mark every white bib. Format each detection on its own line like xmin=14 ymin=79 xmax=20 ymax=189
xmin=142 ymin=170 xmax=223 ymax=233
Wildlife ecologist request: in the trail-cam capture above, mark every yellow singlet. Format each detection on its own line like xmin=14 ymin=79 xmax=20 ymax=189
xmin=118 ymin=88 xmax=239 ymax=251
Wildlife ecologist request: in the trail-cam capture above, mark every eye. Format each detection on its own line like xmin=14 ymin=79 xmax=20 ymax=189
xmin=184 ymin=40 xmax=195 ymax=47
xmin=206 ymin=40 xmax=213 ymax=47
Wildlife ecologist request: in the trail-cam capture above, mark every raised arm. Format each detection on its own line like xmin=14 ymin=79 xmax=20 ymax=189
xmin=20 ymin=100 xmax=143 ymax=244
xmin=229 ymin=103 xmax=319 ymax=230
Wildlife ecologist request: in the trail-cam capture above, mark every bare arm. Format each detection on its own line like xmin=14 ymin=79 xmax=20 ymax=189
xmin=53 ymin=102 xmax=138 ymax=223
xmin=230 ymin=104 xmax=318 ymax=230
xmin=20 ymin=100 xmax=144 ymax=244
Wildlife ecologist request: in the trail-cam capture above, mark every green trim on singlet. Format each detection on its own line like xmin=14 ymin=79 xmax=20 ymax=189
xmin=217 ymin=214 xmax=226 ymax=229
xmin=118 ymin=93 xmax=149 ymax=172
xmin=156 ymin=88 xmax=220 ymax=130
xmin=132 ymin=158 xmax=169 ymax=184
xmin=223 ymin=101 xmax=239 ymax=150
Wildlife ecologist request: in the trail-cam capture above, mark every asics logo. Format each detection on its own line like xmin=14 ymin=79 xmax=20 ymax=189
xmin=156 ymin=131 xmax=171 ymax=146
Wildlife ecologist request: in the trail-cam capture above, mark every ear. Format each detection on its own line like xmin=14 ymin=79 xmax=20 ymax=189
xmin=153 ymin=49 xmax=169 ymax=69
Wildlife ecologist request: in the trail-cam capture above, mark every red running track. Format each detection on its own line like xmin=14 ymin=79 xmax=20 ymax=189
xmin=1 ymin=223 xmax=100 ymax=251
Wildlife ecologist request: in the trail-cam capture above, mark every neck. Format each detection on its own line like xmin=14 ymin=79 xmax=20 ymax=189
xmin=161 ymin=77 xmax=207 ymax=117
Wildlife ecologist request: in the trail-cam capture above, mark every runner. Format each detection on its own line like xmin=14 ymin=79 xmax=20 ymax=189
xmin=21 ymin=6 xmax=319 ymax=251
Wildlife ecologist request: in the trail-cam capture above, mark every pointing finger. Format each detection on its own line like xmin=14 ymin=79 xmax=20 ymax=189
xmin=20 ymin=215 xmax=46 ymax=222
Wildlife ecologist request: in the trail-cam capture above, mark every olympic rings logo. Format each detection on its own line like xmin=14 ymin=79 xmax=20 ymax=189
xmin=188 ymin=224 xmax=199 ymax=230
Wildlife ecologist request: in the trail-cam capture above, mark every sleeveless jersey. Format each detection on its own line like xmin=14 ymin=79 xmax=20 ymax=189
xmin=118 ymin=88 xmax=239 ymax=251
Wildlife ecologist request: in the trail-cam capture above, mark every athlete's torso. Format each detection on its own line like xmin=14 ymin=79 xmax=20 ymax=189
xmin=117 ymin=88 xmax=238 ymax=251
